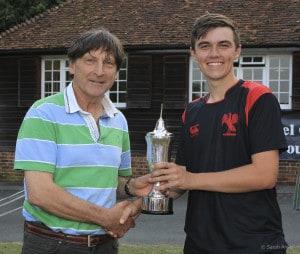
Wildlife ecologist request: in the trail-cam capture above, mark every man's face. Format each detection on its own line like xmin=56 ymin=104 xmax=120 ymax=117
xmin=191 ymin=27 xmax=241 ymax=84
xmin=69 ymin=48 xmax=118 ymax=100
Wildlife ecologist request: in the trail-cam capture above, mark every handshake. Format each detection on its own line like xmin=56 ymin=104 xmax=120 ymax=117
xmin=103 ymin=162 xmax=188 ymax=238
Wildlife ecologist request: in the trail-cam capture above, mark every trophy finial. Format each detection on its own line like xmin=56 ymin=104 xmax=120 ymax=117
xmin=155 ymin=104 xmax=166 ymax=133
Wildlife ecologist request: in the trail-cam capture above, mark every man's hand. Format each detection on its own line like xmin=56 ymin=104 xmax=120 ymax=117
xmin=119 ymin=198 xmax=142 ymax=224
xmin=130 ymin=174 xmax=153 ymax=197
xmin=150 ymin=162 xmax=190 ymax=191
xmin=102 ymin=201 xmax=135 ymax=238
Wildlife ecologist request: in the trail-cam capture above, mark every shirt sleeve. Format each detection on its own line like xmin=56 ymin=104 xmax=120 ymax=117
xmin=118 ymin=117 xmax=132 ymax=177
xmin=248 ymin=93 xmax=287 ymax=155
xmin=14 ymin=105 xmax=57 ymax=173
xmin=175 ymin=110 xmax=187 ymax=166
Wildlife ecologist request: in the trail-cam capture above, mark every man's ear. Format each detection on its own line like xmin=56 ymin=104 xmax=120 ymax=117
xmin=190 ymin=47 xmax=196 ymax=60
xmin=69 ymin=60 xmax=75 ymax=75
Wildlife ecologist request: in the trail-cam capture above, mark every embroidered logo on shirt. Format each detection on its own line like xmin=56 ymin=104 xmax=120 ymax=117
xmin=189 ymin=124 xmax=200 ymax=137
xmin=221 ymin=113 xmax=238 ymax=136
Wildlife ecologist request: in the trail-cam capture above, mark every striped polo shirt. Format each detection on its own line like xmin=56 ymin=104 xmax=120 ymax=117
xmin=14 ymin=83 xmax=132 ymax=235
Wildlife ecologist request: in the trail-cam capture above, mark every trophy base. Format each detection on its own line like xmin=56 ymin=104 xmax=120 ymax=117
xmin=141 ymin=196 xmax=173 ymax=215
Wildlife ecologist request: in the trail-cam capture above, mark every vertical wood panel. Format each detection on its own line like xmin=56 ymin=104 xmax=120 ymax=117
xmin=292 ymin=52 xmax=300 ymax=110
xmin=127 ymin=55 xmax=152 ymax=108
xmin=163 ymin=55 xmax=188 ymax=109
xmin=0 ymin=56 xmax=40 ymax=148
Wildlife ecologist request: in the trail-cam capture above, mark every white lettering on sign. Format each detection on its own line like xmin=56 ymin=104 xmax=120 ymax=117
xmin=283 ymin=124 xmax=295 ymax=136
xmin=287 ymin=145 xmax=300 ymax=154
xmin=280 ymin=116 xmax=300 ymax=160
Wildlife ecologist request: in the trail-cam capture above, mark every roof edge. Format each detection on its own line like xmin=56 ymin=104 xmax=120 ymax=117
xmin=0 ymin=47 xmax=67 ymax=56
xmin=0 ymin=45 xmax=299 ymax=56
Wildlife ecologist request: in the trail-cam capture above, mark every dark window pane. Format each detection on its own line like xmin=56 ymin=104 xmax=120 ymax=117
xmin=121 ymin=59 xmax=127 ymax=68
xmin=253 ymin=57 xmax=263 ymax=62
xmin=119 ymin=70 xmax=126 ymax=80
xmin=110 ymin=93 xmax=117 ymax=102
xmin=192 ymin=81 xmax=201 ymax=92
xmin=53 ymin=60 xmax=60 ymax=70
xmin=119 ymin=92 xmax=126 ymax=103
xmin=45 ymin=72 xmax=52 ymax=81
xmin=53 ymin=82 xmax=60 ymax=92
xmin=53 ymin=71 xmax=60 ymax=81
xmin=243 ymin=57 xmax=252 ymax=62
xmin=45 ymin=82 xmax=52 ymax=92
xmin=45 ymin=61 xmax=52 ymax=70
xmin=119 ymin=81 xmax=126 ymax=91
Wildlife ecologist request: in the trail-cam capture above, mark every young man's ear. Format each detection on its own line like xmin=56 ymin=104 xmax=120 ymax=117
xmin=190 ymin=47 xmax=196 ymax=60
xmin=235 ymin=44 xmax=242 ymax=59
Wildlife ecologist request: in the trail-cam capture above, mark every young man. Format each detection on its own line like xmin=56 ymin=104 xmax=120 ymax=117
xmin=14 ymin=29 xmax=151 ymax=254
xmin=151 ymin=13 xmax=288 ymax=254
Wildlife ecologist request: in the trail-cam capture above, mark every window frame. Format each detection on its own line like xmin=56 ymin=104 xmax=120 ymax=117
xmin=41 ymin=56 xmax=69 ymax=98
xmin=189 ymin=53 xmax=293 ymax=109
xmin=109 ymin=56 xmax=128 ymax=108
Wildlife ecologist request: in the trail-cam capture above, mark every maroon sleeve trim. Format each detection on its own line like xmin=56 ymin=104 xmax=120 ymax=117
xmin=181 ymin=110 xmax=186 ymax=123
xmin=242 ymin=81 xmax=272 ymax=126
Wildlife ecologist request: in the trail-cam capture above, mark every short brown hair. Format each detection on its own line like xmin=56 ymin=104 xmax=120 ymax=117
xmin=191 ymin=13 xmax=240 ymax=50
xmin=67 ymin=28 xmax=125 ymax=70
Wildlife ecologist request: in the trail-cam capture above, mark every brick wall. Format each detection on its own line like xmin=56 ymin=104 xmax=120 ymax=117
xmin=0 ymin=150 xmax=23 ymax=182
xmin=1 ymin=151 xmax=299 ymax=185
xmin=131 ymin=152 xmax=148 ymax=177
xmin=278 ymin=160 xmax=300 ymax=185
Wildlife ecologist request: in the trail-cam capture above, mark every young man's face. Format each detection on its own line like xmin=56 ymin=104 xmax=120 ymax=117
xmin=191 ymin=27 xmax=241 ymax=84
xmin=69 ymin=48 xmax=118 ymax=101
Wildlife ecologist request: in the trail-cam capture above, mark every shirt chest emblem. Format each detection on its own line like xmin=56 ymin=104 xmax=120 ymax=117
xmin=189 ymin=124 xmax=200 ymax=138
xmin=221 ymin=113 xmax=238 ymax=136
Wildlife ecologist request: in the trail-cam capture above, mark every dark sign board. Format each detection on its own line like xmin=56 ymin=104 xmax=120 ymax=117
xmin=280 ymin=114 xmax=300 ymax=161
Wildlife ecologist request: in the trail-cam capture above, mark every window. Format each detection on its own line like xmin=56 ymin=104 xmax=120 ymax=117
xmin=189 ymin=58 xmax=209 ymax=101
xmin=110 ymin=57 xmax=127 ymax=108
xmin=189 ymin=54 xmax=292 ymax=109
xmin=41 ymin=57 xmax=70 ymax=97
xmin=268 ymin=56 xmax=291 ymax=107
xmin=41 ymin=56 xmax=128 ymax=107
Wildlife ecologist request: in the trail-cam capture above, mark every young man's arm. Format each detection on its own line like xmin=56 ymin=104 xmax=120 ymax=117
xmin=150 ymin=150 xmax=278 ymax=193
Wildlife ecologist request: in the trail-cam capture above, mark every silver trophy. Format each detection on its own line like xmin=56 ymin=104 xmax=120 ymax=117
xmin=142 ymin=104 xmax=173 ymax=215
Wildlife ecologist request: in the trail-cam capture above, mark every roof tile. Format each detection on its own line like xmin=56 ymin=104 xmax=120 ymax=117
xmin=0 ymin=0 xmax=299 ymax=51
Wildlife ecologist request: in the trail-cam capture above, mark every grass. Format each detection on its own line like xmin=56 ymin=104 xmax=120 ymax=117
xmin=0 ymin=243 xmax=299 ymax=254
